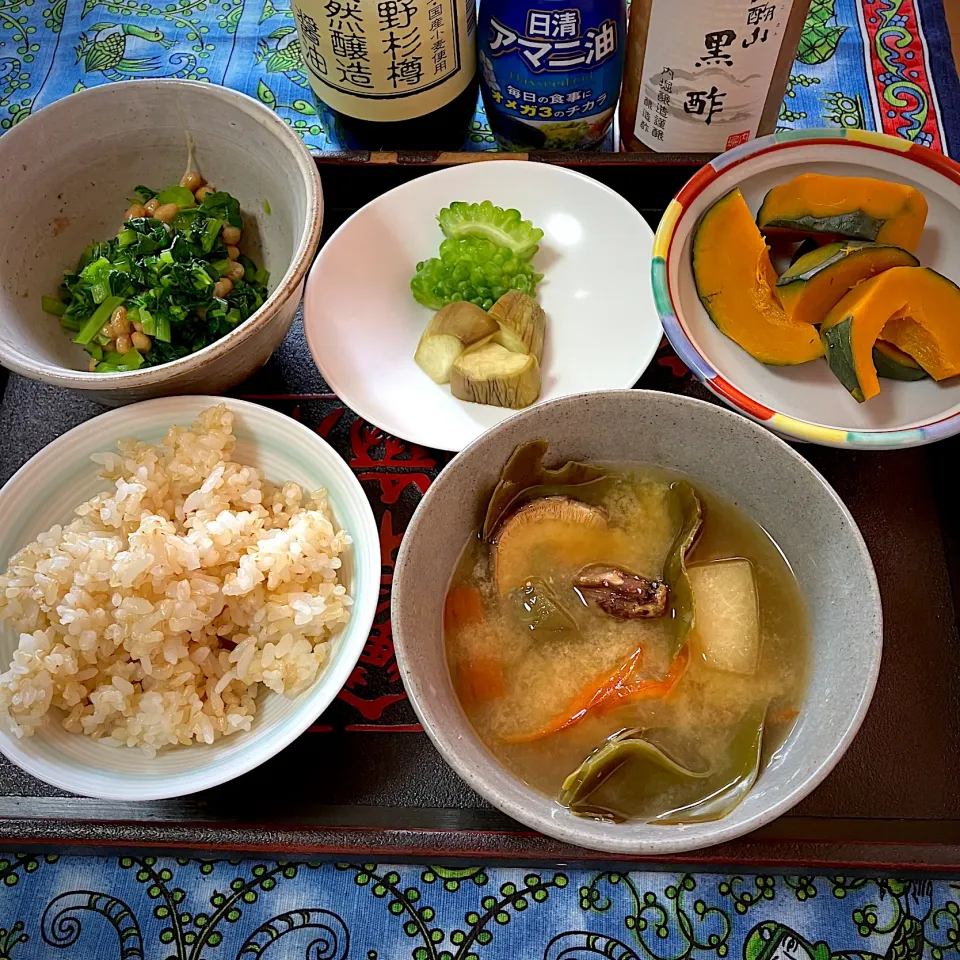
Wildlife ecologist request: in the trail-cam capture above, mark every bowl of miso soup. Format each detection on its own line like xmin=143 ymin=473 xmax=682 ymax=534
xmin=392 ymin=390 xmax=882 ymax=854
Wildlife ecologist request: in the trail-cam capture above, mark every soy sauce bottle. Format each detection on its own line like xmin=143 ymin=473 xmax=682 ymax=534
xmin=290 ymin=0 xmax=479 ymax=150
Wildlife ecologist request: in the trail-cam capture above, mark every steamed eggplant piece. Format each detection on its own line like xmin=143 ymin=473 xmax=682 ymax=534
xmin=492 ymin=496 xmax=608 ymax=593
xmin=489 ymin=291 xmax=547 ymax=362
xmin=483 ymin=440 xmax=608 ymax=541
xmin=414 ymin=302 xmax=498 ymax=384
xmin=575 ymin=564 xmax=669 ymax=620
xmin=559 ymin=727 xmax=710 ymax=819
xmin=664 ymin=481 xmax=703 ymax=656
xmin=510 ymin=578 xmax=581 ymax=643
xmin=450 ymin=339 xmax=541 ymax=409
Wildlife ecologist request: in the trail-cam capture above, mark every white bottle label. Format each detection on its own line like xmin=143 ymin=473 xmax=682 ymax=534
xmin=634 ymin=0 xmax=795 ymax=152
xmin=291 ymin=0 xmax=476 ymax=123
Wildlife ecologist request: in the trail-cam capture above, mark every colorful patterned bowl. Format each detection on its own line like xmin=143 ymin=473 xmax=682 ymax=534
xmin=653 ymin=129 xmax=960 ymax=449
xmin=0 ymin=397 xmax=380 ymax=800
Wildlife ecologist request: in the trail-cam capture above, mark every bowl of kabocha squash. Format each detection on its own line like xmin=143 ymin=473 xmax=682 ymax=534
xmin=654 ymin=130 xmax=960 ymax=449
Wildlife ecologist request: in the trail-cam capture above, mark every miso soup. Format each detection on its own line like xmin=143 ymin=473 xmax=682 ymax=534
xmin=444 ymin=442 xmax=809 ymax=824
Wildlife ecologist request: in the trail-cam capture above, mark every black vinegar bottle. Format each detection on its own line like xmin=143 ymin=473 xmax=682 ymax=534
xmin=289 ymin=0 xmax=479 ymax=150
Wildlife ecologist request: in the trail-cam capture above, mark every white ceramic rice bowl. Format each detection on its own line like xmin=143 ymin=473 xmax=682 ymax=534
xmin=0 ymin=397 xmax=379 ymax=800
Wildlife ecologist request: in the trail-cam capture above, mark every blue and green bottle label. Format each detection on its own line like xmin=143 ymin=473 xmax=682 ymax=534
xmin=478 ymin=0 xmax=626 ymax=150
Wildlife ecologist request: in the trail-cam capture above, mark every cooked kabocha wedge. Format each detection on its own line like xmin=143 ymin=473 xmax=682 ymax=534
xmin=821 ymin=265 xmax=960 ymax=402
xmin=692 ymin=189 xmax=823 ymax=365
xmin=414 ymin=301 xmax=499 ymax=384
xmin=757 ymin=174 xmax=928 ymax=252
xmin=776 ymin=240 xmax=919 ymax=324
xmin=873 ymin=340 xmax=928 ymax=382
xmin=450 ymin=338 xmax=542 ymax=409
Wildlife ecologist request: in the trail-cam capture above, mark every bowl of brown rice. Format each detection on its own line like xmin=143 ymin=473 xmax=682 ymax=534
xmin=0 ymin=397 xmax=379 ymax=800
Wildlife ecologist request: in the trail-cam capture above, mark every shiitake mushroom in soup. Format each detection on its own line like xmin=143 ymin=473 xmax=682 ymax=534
xmin=444 ymin=442 xmax=810 ymax=825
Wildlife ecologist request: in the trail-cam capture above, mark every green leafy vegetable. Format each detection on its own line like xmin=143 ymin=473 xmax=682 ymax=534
xmin=49 ymin=181 xmax=269 ymax=373
xmin=74 ymin=295 xmax=124 ymax=345
xmin=41 ymin=296 xmax=65 ymax=317
xmin=438 ymin=201 xmax=544 ymax=260
xmin=198 ymin=191 xmax=243 ymax=228
xmin=155 ymin=185 xmax=197 ymax=209
xmin=128 ymin=185 xmax=158 ymax=204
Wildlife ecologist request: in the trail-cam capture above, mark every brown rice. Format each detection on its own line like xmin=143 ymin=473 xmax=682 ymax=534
xmin=0 ymin=405 xmax=352 ymax=754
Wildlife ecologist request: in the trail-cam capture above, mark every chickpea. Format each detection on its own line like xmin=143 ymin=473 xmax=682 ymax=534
xmin=226 ymin=245 xmax=240 ymax=261
xmin=132 ymin=320 xmax=144 ymax=333
xmin=144 ymin=198 xmax=160 ymax=216
xmin=115 ymin=334 xmax=133 ymax=355
xmin=100 ymin=323 xmax=113 ymax=339
xmin=221 ymin=225 xmax=241 ymax=246
xmin=227 ymin=261 xmax=245 ymax=283
xmin=195 ymin=185 xmax=215 ymax=203
xmin=131 ymin=331 xmax=152 ymax=353
xmin=154 ymin=202 xmax=179 ymax=224
xmin=125 ymin=203 xmax=147 ymax=220
xmin=104 ymin=339 xmax=116 ymax=353
xmin=180 ymin=171 xmax=203 ymax=191
xmin=88 ymin=357 xmax=99 ymax=372
xmin=213 ymin=277 xmax=233 ymax=299
xmin=111 ymin=305 xmax=130 ymax=335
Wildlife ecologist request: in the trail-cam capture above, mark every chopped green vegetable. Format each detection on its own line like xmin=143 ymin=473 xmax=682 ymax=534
xmin=74 ymin=296 xmax=124 ymax=345
xmin=98 ymin=347 xmax=145 ymax=371
xmin=155 ymin=185 xmax=197 ymax=209
xmin=263 ymin=199 xmax=272 ymax=215
xmin=438 ymin=201 xmax=544 ymax=260
xmin=41 ymin=296 xmax=65 ymax=317
xmin=197 ymin=191 xmax=242 ymax=228
xmin=49 ymin=180 xmax=269 ymax=371
xmin=128 ymin=185 xmax=158 ymax=204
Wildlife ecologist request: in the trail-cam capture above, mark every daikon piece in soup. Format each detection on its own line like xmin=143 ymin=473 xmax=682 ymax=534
xmin=444 ymin=441 xmax=809 ymax=824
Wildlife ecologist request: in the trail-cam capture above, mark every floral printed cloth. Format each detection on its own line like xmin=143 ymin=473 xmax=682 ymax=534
xmin=1 ymin=2 xmax=959 ymax=954
xmin=1 ymin=0 xmax=958 ymax=153
xmin=0 ymin=857 xmax=958 ymax=960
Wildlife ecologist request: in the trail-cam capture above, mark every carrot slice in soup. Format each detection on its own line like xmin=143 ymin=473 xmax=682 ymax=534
xmin=444 ymin=586 xmax=484 ymax=633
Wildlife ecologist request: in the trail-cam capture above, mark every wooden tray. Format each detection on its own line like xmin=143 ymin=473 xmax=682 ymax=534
xmin=1 ymin=155 xmax=958 ymax=873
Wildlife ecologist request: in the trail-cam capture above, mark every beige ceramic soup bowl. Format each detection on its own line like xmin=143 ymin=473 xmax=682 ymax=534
xmin=0 ymin=80 xmax=322 ymax=405
xmin=392 ymin=390 xmax=882 ymax=855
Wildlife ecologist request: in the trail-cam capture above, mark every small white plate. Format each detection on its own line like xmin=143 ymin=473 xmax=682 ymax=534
xmin=303 ymin=161 xmax=661 ymax=451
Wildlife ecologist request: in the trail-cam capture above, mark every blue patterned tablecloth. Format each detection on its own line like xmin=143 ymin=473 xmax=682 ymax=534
xmin=1 ymin=857 xmax=959 ymax=960
xmin=0 ymin=855 xmax=960 ymax=960
xmin=2 ymin=0 xmax=959 ymax=153
xmin=3 ymin=0 xmax=960 ymax=952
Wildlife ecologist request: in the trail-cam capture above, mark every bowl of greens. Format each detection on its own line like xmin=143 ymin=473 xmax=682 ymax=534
xmin=0 ymin=80 xmax=322 ymax=404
